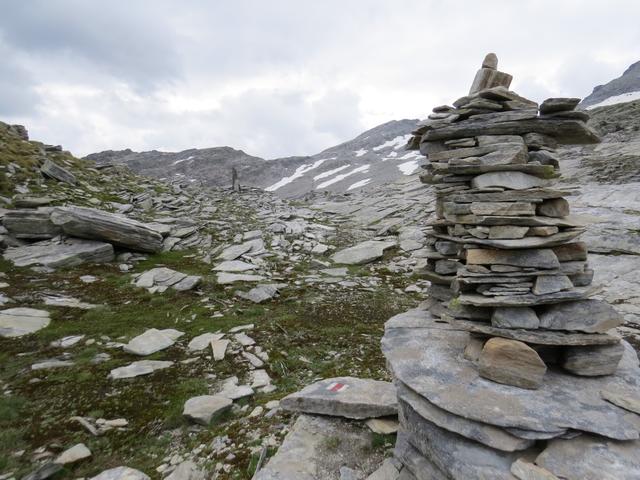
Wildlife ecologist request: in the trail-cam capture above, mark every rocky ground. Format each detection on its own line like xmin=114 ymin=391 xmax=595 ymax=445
xmin=1 ymin=97 xmax=640 ymax=480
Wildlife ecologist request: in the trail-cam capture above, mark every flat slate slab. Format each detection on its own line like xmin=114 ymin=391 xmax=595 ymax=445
xmin=108 ymin=360 xmax=174 ymax=380
xmin=399 ymin=399 xmax=533 ymax=480
xmin=536 ymin=434 xmax=640 ymax=479
xmin=381 ymin=309 xmax=640 ymax=440
xmin=331 ymin=240 xmax=397 ymax=265
xmin=4 ymin=238 xmax=114 ymax=269
xmin=123 ymin=328 xmax=184 ymax=356
xmin=90 ymin=466 xmax=150 ymax=480
xmin=0 ymin=307 xmax=51 ymax=337
xmin=254 ymin=414 xmax=384 ymax=480
xmin=183 ymin=395 xmax=232 ymax=425
xmin=280 ymin=376 xmax=397 ymax=419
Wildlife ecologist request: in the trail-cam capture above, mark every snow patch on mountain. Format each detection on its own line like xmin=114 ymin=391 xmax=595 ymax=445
xmin=172 ymin=155 xmax=194 ymax=165
xmin=373 ymin=134 xmax=412 ymax=151
xmin=398 ymin=160 xmax=420 ymax=175
xmin=266 ymin=158 xmax=327 ymax=191
xmin=316 ymin=165 xmax=370 ymax=189
xmin=313 ymin=165 xmax=351 ymax=181
xmin=586 ymin=91 xmax=640 ymax=110
xmin=347 ymin=178 xmax=371 ymax=191
xmin=354 ymin=149 xmax=368 ymax=157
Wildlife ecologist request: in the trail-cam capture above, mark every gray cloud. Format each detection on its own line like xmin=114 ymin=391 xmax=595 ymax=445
xmin=1 ymin=1 xmax=639 ymax=157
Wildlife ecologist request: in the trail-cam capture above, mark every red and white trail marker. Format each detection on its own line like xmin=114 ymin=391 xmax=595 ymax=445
xmin=326 ymin=382 xmax=349 ymax=393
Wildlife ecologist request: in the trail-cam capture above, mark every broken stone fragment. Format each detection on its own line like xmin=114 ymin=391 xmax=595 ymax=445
xmin=478 ymin=337 xmax=546 ymax=389
xmin=561 ymin=342 xmax=624 ymax=376
xmin=539 ymin=97 xmax=581 ymax=114
xmin=532 ymin=275 xmax=573 ymax=295
xmin=538 ymin=299 xmax=623 ymax=333
xmin=41 ymin=159 xmax=76 ymax=184
xmin=89 ymin=466 xmax=150 ymax=480
xmin=183 ymin=395 xmax=232 ymax=425
xmin=491 ymin=307 xmax=539 ymax=329
xmin=536 ymin=198 xmax=570 ymax=218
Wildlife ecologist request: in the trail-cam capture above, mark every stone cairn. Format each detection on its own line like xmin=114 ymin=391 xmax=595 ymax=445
xmin=382 ymin=54 xmax=640 ymax=479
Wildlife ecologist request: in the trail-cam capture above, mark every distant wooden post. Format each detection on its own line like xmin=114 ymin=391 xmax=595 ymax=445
xmin=232 ymin=167 xmax=242 ymax=193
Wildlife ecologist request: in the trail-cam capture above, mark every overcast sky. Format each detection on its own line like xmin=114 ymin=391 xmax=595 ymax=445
xmin=1 ymin=1 xmax=639 ymax=158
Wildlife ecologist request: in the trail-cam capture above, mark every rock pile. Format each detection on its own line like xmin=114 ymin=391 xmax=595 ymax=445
xmin=383 ymin=54 xmax=640 ymax=479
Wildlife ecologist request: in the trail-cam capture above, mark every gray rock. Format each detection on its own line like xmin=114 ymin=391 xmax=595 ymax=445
xmin=536 ymin=434 xmax=640 ymax=480
xmin=562 ymin=342 xmax=624 ymax=376
xmin=399 ymin=400 xmax=529 ymax=479
xmin=331 ymin=240 xmax=396 ymax=265
xmin=3 ymin=208 xmax=60 ymax=239
xmin=165 ymin=461 xmax=205 ymax=480
xmin=381 ymin=310 xmax=640 ymax=440
xmin=0 ymin=307 xmax=50 ymax=337
xmin=108 ymin=360 xmax=174 ymax=380
xmin=183 ymin=395 xmax=232 ymax=425
xmin=31 ymin=359 xmax=75 ymax=370
xmin=211 ymin=339 xmax=230 ymax=361
xmin=478 ymin=337 xmax=547 ymax=389
xmin=538 ymin=299 xmax=624 ymax=333
xmin=601 ymin=387 xmax=640 ymax=415
xmin=365 ymin=459 xmax=401 ymax=480
xmin=364 ymin=417 xmax=399 ymax=435
xmin=471 ymin=171 xmax=546 ymax=190
xmin=50 ymin=206 xmax=163 ymax=252
xmin=491 ymin=307 xmax=539 ymax=329
xmin=510 ymin=458 xmax=559 ymax=480
xmin=216 ymin=273 xmax=265 ymax=284
xmin=187 ymin=333 xmax=224 ymax=352
xmin=458 ymin=287 xmax=593 ymax=307
xmin=536 ymin=198 xmax=570 ymax=217
xmin=532 ymin=275 xmax=573 ymax=295
xmin=90 ymin=466 xmax=150 ymax=480
xmin=4 ymin=238 xmax=114 ymax=269
xmin=41 ymin=159 xmax=76 ymax=184
xmin=280 ymin=377 xmax=397 ymax=419
xmin=134 ymin=267 xmax=186 ymax=288
xmin=394 ymin=434 xmax=447 ymax=480
xmin=213 ymin=260 xmax=256 ymax=272
xmin=489 ymin=225 xmax=529 ymax=239
xmin=466 ymin=248 xmax=560 ymax=269
xmin=172 ymin=275 xmax=201 ymax=291
xmin=54 ymin=443 xmax=92 ymax=465
xmin=397 ymin=381 xmax=533 ymax=452
xmin=449 ymin=317 xmax=619 ymax=346
xmin=22 ymin=462 xmax=63 ymax=480
xmin=236 ymin=284 xmax=280 ymax=303
xmin=254 ymin=414 xmax=382 ymax=480
xmin=123 ymin=328 xmax=184 ymax=356
xmin=539 ymin=97 xmax=580 ymax=114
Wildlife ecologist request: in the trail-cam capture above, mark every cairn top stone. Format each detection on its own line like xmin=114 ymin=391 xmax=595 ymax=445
xmin=482 ymin=53 xmax=498 ymax=70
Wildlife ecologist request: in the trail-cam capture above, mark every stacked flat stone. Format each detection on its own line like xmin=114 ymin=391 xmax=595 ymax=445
xmin=382 ymin=54 xmax=640 ymax=479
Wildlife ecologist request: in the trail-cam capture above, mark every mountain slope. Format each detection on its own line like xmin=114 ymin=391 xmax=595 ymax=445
xmin=581 ymin=60 xmax=640 ymax=109
xmin=86 ymin=119 xmax=420 ymax=198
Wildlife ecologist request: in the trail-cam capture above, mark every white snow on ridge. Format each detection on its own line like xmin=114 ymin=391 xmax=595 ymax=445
xmin=347 ymin=178 xmax=371 ymax=191
xmin=354 ymin=148 xmax=368 ymax=157
xmin=172 ymin=155 xmax=194 ymax=165
xmin=316 ymin=165 xmax=370 ymax=189
xmin=265 ymin=159 xmax=327 ymax=191
xmin=398 ymin=160 xmax=420 ymax=175
xmin=586 ymin=90 xmax=640 ymax=110
xmin=399 ymin=151 xmax=421 ymax=160
xmin=372 ymin=134 xmax=412 ymax=152
xmin=314 ymin=165 xmax=350 ymax=181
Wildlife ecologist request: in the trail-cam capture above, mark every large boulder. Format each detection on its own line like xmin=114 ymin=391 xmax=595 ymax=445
xmin=4 ymin=238 xmax=114 ymax=269
xmin=50 ymin=206 xmax=163 ymax=252
xmin=3 ymin=208 xmax=61 ymax=239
